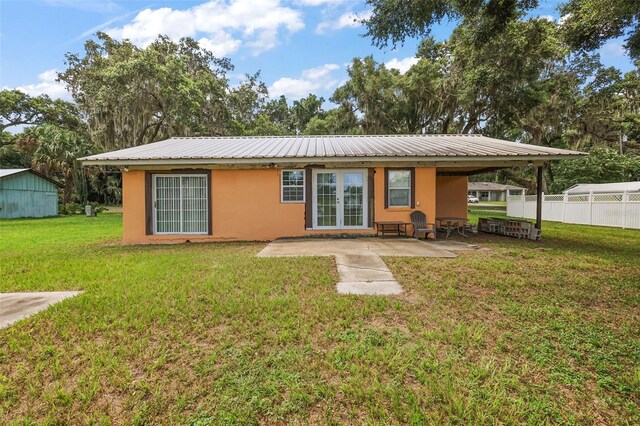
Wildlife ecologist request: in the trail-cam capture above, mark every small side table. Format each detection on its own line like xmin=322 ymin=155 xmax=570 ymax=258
xmin=375 ymin=221 xmax=410 ymax=237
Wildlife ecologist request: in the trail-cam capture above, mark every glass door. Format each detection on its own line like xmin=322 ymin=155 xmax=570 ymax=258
xmin=342 ymin=172 xmax=364 ymax=227
xmin=154 ymin=175 xmax=209 ymax=234
xmin=313 ymin=170 xmax=367 ymax=229
xmin=315 ymin=172 xmax=337 ymax=227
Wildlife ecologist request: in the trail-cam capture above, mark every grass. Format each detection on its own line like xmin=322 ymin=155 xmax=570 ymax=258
xmin=1 ymin=213 xmax=639 ymax=424
xmin=472 ymin=201 xmax=507 ymax=205
xmin=468 ymin=203 xmax=507 ymax=216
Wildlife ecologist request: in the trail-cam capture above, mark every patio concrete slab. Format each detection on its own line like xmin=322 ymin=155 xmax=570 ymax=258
xmin=256 ymin=237 xmax=457 ymax=258
xmin=337 ymin=281 xmax=404 ymax=295
xmin=335 ymin=254 xmax=396 ymax=282
xmin=258 ymin=238 xmax=461 ymax=295
xmin=0 ymin=291 xmax=83 ymax=329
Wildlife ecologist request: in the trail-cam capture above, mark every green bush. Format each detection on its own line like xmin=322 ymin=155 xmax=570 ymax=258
xmin=88 ymin=202 xmax=107 ymax=215
xmin=59 ymin=203 xmax=81 ymax=215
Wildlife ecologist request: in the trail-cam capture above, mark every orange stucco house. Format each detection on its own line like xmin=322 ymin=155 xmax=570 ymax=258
xmin=80 ymin=134 xmax=582 ymax=244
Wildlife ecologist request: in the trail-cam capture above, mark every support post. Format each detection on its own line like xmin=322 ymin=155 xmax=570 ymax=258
xmin=535 ymin=166 xmax=543 ymax=230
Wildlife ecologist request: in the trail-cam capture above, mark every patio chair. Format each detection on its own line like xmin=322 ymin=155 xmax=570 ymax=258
xmin=410 ymin=210 xmax=436 ymax=240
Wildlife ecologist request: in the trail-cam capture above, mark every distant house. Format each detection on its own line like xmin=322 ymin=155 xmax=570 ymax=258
xmin=0 ymin=169 xmax=62 ymax=219
xmin=564 ymin=181 xmax=640 ymax=195
xmin=468 ymin=182 xmax=525 ymax=202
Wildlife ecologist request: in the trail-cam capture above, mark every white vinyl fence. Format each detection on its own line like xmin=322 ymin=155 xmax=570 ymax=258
xmin=507 ymin=192 xmax=640 ymax=229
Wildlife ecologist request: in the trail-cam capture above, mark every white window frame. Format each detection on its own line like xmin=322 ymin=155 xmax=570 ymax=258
xmin=153 ymin=174 xmax=209 ymax=235
xmin=387 ymin=169 xmax=412 ymax=208
xmin=312 ymin=169 xmax=368 ymax=230
xmin=280 ymin=169 xmax=305 ymax=203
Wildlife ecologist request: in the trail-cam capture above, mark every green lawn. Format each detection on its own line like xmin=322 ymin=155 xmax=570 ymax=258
xmin=1 ymin=214 xmax=639 ymax=424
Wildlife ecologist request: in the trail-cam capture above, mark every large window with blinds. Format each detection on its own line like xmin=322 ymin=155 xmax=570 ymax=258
xmin=153 ymin=174 xmax=209 ymax=234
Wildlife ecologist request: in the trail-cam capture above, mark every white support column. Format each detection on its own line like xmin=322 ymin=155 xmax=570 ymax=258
xmin=562 ymin=191 xmax=568 ymax=223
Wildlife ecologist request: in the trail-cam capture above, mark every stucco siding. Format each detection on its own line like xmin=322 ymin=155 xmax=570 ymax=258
xmin=436 ymin=176 xmax=468 ymax=219
xmin=121 ymin=167 xmax=439 ymax=244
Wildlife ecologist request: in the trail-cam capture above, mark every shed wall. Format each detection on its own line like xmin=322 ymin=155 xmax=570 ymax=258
xmin=0 ymin=173 xmax=59 ymax=218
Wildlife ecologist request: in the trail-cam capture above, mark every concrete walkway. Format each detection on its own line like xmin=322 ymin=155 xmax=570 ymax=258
xmin=0 ymin=291 xmax=83 ymax=329
xmin=257 ymin=238 xmax=457 ymax=295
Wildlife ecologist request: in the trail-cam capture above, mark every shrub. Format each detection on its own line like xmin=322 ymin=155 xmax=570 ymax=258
xmin=59 ymin=203 xmax=81 ymax=215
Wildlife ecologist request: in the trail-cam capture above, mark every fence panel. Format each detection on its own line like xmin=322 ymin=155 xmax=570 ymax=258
xmin=506 ymin=195 xmax=523 ymax=217
xmin=506 ymin=192 xmax=640 ymax=230
xmin=564 ymin=200 xmax=589 ymax=225
xmin=543 ymin=198 xmax=564 ymax=222
xmin=627 ymin=194 xmax=640 ymax=229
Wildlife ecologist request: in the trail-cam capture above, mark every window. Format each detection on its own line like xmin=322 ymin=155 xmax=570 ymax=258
xmin=154 ymin=174 xmax=208 ymax=234
xmin=387 ymin=170 xmax=411 ymax=207
xmin=281 ymin=170 xmax=305 ymax=203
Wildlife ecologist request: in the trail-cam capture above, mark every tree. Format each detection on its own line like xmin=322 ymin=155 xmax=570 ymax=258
xmin=334 ymin=16 xmax=640 ymax=191
xmin=303 ymin=107 xmax=361 ymax=135
xmin=550 ymin=147 xmax=640 ymax=192
xmin=364 ymin=0 xmax=538 ymax=49
xmin=59 ymin=33 xmax=233 ymax=151
xmin=291 ymin=94 xmax=325 ymax=133
xmin=261 ymin=96 xmax=294 ymax=134
xmin=25 ymin=125 xmax=95 ymax=203
xmin=560 ymin=0 xmax=640 ymax=59
xmin=331 ymin=56 xmax=406 ymax=134
xmin=0 ymin=90 xmax=80 ymax=136
xmin=227 ymin=72 xmax=270 ymax=135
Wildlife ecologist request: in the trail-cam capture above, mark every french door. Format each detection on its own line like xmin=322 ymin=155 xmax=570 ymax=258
xmin=312 ymin=169 xmax=368 ymax=229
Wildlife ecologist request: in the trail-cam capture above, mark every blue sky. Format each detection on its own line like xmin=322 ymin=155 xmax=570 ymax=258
xmin=0 ymin=0 xmax=635 ymax=105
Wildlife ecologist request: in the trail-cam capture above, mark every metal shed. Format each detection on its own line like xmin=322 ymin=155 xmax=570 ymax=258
xmin=0 ymin=169 xmax=62 ymax=218
xmin=564 ymin=181 xmax=640 ymax=195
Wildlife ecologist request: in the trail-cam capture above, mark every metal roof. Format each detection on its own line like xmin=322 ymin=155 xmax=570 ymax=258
xmin=0 ymin=169 xmax=29 ymax=178
xmin=79 ymin=134 xmax=584 ymax=166
xmin=0 ymin=168 xmax=64 ymax=187
xmin=468 ymin=182 xmax=524 ymax=191
xmin=564 ymin=181 xmax=640 ymax=194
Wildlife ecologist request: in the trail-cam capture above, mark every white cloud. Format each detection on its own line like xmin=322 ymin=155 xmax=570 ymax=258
xmin=558 ymin=14 xmax=571 ymax=26
xmin=385 ymin=57 xmax=419 ymax=74
xmin=600 ymin=41 xmax=626 ymax=57
xmin=106 ymin=0 xmax=304 ymax=56
xmin=198 ymin=33 xmax=242 ymax=57
xmin=316 ymin=9 xmax=371 ymax=34
xmin=269 ymin=64 xmax=340 ymax=100
xmin=11 ymin=69 xmax=72 ymax=101
xmin=537 ymin=15 xmax=555 ymax=22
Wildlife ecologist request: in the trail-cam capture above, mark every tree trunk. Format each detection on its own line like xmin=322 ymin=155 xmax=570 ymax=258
xmin=499 ymin=169 xmax=536 ymax=192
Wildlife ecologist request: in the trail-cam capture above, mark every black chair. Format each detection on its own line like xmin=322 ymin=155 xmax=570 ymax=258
xmin=410 ymin=210 xmax=436 ymax=240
